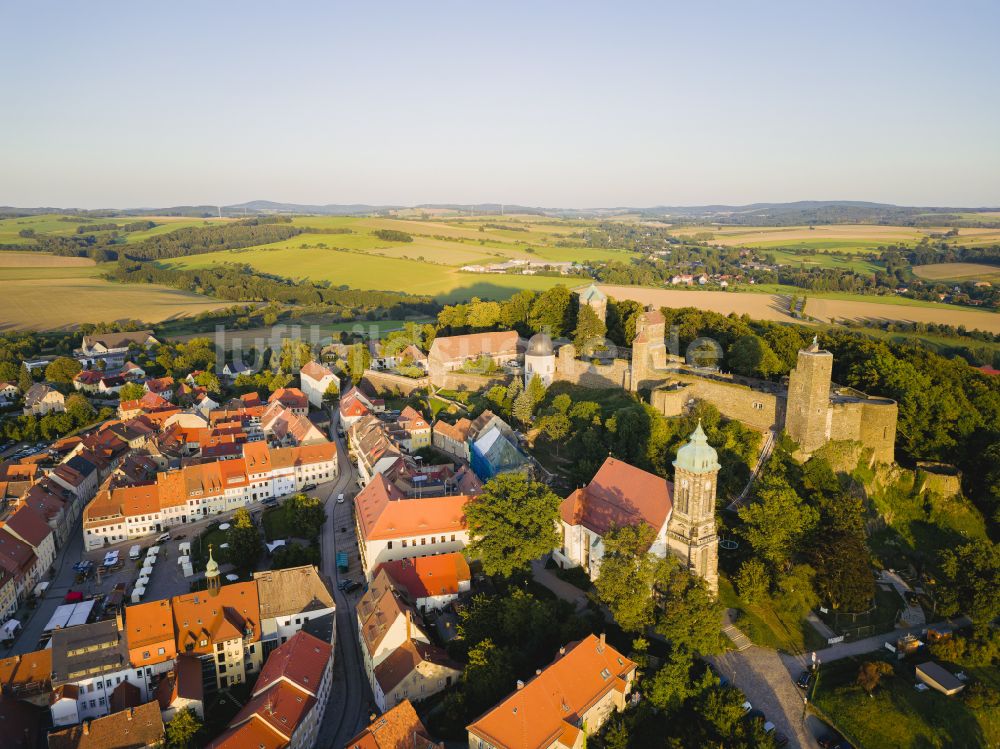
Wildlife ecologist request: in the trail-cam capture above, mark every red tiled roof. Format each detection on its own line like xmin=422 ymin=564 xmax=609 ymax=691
xmin=252 ymin=631 xmax=331 ymax=697
xmin=429 ymin=331 xmax=518 ymax=363
xmin=560 ymin=457 xmax=672 ymax=537
xmin=467 ymin=635 xmax=636 ymax=749
xmin=354 ymin=474 xmax=469 ymax=542
xmin=2 ymin=504 xmax=51 ymax=548
xmin=347 ymin=700 xmax=440 ymax=749
xmin=378 ymin=553 xmax=470 ymax=601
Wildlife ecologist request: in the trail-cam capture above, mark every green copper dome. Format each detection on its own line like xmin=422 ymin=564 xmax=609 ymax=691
xmin=673 ymin=421 xmax=721 ymax=474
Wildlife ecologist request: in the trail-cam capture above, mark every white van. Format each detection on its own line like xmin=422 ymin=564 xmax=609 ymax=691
xmin=129 ymin=545 xmax=141 ymax=561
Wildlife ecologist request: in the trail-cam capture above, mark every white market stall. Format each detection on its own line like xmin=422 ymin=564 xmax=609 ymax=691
xmin=42 ymin=600 xmax=96 ymax=632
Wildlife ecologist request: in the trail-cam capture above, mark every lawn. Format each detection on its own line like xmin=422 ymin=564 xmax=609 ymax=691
xmin=913 ymin=262 xmax=1000 ymax=283
xmin=191 ymin=525 xmax=232 ymax=566
xmin=811 ymin=654 xmax=1000 ymax=748
xmin=718 ymin=577 xmax=827 ymax=654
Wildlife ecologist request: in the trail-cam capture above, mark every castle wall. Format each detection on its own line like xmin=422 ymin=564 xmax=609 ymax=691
xmin=650 ymin=375 xmax=781 ymax=432
xmin=431 ymin=371 xmax=511 ymax=393
xmin=361 ymin=370 xmax=431 ymax=396
xmin=553 ymin=344 xmax=631 ymax=390
xmin=857 ymin=400 xmax=897 ymax=464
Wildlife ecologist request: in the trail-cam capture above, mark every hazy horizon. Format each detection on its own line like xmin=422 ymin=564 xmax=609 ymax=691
xmin=3 ymin=0 xmax=998 ymax=208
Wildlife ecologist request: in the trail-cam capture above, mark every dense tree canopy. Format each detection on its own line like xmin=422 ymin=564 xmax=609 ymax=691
xmin=464 ymin=474 xmax=561 ymax=577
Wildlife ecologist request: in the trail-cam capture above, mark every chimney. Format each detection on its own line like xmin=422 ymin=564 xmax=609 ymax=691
xmin=405 ymin=610 xmax=412 ymax=641
xmin=535 ymin=669 xmax=542 ymax=675
xmin=127 ymin=707 xmax=134 ymax=721
xmin=559 ymin=646 xmax=566 ymax=655
xmin=599 ymin=632 xmax=606 ymax=651
xmin=370 ymin=713 xmax=377 ymax=723
xmin=516 ymin=680 xmax=524 ymax=690
xmin=82 ymin=721 xmax=90 ymax=736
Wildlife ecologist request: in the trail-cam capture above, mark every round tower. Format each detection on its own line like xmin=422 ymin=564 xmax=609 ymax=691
xmin=524 ymin=332 xmax=555 ymax=388
xmin=668 ymin=421 xmax=720 ymax=595
xmin=205 ymin=544 xmax=221 ymax=597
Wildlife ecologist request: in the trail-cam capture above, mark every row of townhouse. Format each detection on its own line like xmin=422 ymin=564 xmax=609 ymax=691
xmin=356 ymin=569 xmax=461 ymax=713
xmin=206 ymin=629 xmax=334 ymax=749
xmin=83 ymin=440 xmax=337 ymax=549
xmin=0 ymin=564 xmax=335 ymax=737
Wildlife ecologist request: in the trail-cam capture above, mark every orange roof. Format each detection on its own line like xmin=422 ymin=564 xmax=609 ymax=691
xmin=243 ymin=441 xmax=272 ymax=472
xmin=172 ymin=582 xmax=260 ymax=655
xmin=232 ymin=680 xmax=315 ymax=741
xmin=3 ymin=504 xmax=52 ymax=548
xmin=268 ymin=387 xmax=309 ymax=409
xmin=373 ymin=638 xmax=459 ymax=695
xmin=355 ymin=474 xmax=469 ymax=542
xmin=0 ymin=648 xmax=51 ymax=691
xmin=429 ymin=331 xmax=518 ymax=363
xmin=205 ymin=718 xmax=287 ymax=749
xmin=467 ymin=635 xmax=636 ymax=749
xmin=347 ymin=700 xmax=439 ymax=749
xmin=252 ymin=631 xmax=331 ymax=697
xmin=126 ymin=599 xmax=178 ymax=662
xmin=378 ymin=553 xmax=470 ymax=601
xmin=301 ymin=360 xmax=334 ymax=380
xmin=432 ymin=418 xmax=471 ymax=443
xmin=115 ymin=483 xmax=161 ymax=518
xmin=560 ymin=457 xmax=672 ymax=537
xmin=157 ymin=470 xmax=188 ymax=508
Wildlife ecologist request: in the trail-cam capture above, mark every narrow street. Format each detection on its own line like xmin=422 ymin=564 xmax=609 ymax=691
xmin=318 ymin=413 xmax=375 ymax=748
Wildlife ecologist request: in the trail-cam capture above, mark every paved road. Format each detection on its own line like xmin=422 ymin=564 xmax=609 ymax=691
xmin=318 ymin=413 xmax=375 ymax=749
xmin=2 ymin=522 xmax=85 ymax=656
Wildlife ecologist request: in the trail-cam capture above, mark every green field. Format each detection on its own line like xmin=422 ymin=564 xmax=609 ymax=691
xmin=161 ymin=245 xmax=576 ymax=302
xmin=812 ymin=655 xmax=1000 ymax=748
xmin=764 ymin=248 xmax=883 ymax=273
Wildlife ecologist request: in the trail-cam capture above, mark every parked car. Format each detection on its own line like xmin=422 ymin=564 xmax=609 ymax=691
xmin=343 ymin=580 xmax=361 ymax=593
xmin=337 ymin=578 xmax=353 ymax=591
xmin=796 ymin=670 xmax=813 ymax=689
xmin=337 ymin=494 xmax=345 ymax=504
xmin=773 ymin=732 xmax=789 ymax=748
xmin=302 ymin=483 xmax=317 ymax=492
xmin=156 ymin=532 xmax=171 ymax=543
xmin=741 ymin=700 xmax=752 ymax=714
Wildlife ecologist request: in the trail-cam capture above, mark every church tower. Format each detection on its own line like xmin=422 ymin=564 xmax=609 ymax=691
xmin=785 ymin=335 xmax=833 ymax=455
xmin=205 ymin=544 xmax=221 ymax=597
xmin=579 ymin=283 xmax=608 ymax=323
xmin=668 ymin=422 xmax=720 ymax=595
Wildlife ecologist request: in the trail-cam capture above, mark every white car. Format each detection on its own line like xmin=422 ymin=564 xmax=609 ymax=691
xmin=336 ymin=494 xmax=345 ymax=504
xmin=741 ymin=700 xmax=752 ymax=713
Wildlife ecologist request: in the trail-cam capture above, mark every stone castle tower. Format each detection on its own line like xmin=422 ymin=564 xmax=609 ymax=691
xmin=629 ymin=309 xmax=667 ymax=391
xmin=785 ymin=336 xmax=833 ymax=455
xmin=668 ymin=422 xmax=720 ymax=595
xmin=579 ymin=283 xmax=608 ymax=323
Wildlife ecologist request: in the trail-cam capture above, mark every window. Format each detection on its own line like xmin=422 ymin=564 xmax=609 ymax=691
xmin=219 ymin=664 xmax=227 ymax=674
xmin=401 ymin=540 xmax=407 ymax=548
xmin=421 ymin=538 xmax=426 ymax=545
xmin=451 ymin=534 xmax=456 ymax=542
xmin=387 ymin=541 xmax=393 ymax=549
xmin=217 ymin=643 xmax=225 ymax=652
xmin=158 ymin=647 xmax=165 ymax=655
xmin=142 ymin=651 xmax=150 ymax=659
xmin=98 ymin=696 xmax=105 ymax=705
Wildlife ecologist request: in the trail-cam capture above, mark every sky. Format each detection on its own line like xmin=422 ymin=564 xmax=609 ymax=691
xmin=2 ymin=0 xmax=999 ymax=209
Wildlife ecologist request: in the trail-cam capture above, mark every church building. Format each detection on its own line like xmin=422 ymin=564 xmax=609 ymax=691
xmin=552 ymin=423 xmax=719 ymax=594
